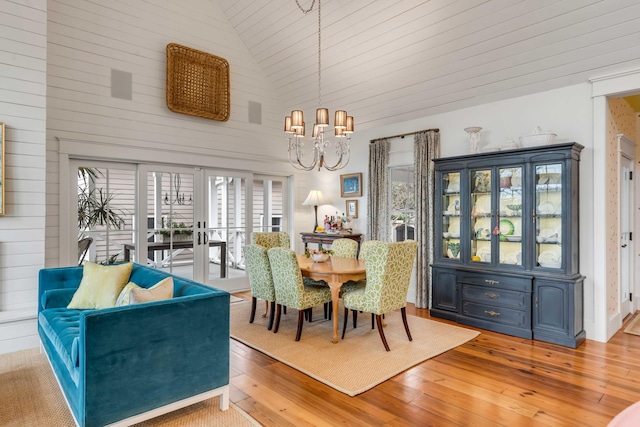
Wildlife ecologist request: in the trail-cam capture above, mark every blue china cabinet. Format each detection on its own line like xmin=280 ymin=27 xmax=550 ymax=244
xmin=431 ymin=142 xmax=585 ymax=348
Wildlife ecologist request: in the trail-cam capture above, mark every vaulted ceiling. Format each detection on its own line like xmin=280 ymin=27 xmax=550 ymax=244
xmin=217 ymin=0 xmax=640 ymax=130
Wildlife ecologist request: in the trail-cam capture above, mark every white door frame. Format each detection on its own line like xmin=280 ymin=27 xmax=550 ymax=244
xmin=617 ymin=134 xmax=635 ymax=318
xmin=592 ymin=68 xmax=640 ymax=341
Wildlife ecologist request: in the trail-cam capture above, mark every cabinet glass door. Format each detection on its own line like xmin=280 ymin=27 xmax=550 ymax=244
xmin=441 ymin=171 xmax=461 ymax=260
xmin=535 ymin=163 xmax=563 ymax=268
xmin=498 ymin=166 xmax=523 ymax=266
xmin=470 ymin=169 xmax=492 ymax=263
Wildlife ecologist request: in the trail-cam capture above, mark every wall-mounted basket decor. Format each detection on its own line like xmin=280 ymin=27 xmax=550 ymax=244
xmin=166 ymin=43 xmax=230 ymax=121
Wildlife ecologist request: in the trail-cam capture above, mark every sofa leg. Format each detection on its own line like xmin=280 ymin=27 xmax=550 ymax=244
xmin=249 ymin=297 xmax=257 ymax=323
xmin=219 ymin=387 xmax=230 ymax=411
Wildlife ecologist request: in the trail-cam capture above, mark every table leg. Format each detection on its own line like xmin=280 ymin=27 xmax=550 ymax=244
xmin=329 ymin=282 xmax=341 ymax=344
xmin=220 ymin=242 xmax=227 ymax=278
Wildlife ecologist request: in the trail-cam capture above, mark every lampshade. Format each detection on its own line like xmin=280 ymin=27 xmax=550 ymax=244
xmin=295 ymin=122 xmax=306 ymax=137
xmin=316 ymin=108 xmax=329 ymax=127
xmin=334 ymin=110 xmax=347 ymax=129
xmin=284 ymin=116 xmax=293 ymax=133
xmin=291 ymin=110 xmax=304 ymax=130
xmin=302 ymin=190 xmax=326 ymax=206
xmin=345 ymin=116 xmax=354 ymax=134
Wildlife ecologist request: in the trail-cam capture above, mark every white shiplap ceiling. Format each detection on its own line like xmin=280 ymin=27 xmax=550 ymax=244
xmin=216 ymin=0 xmax=640 ymax=130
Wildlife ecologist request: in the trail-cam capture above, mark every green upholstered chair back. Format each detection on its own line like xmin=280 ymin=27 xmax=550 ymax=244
xmin=244 ymin=244 xmax=276 ymax=302
xmin=267 ymin=247 xmax=330 ymax=310
xmin=358 ymin=240 xmax=375 ymax=260
xmin=331 ymin=238 xmax=358 ymax=259
xmin=250 ymin=232 xmax=290 ymax=249
xmin=359 ymin=240 xmax=418 ymax=314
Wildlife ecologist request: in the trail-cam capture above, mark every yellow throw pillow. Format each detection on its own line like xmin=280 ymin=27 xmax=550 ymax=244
xmin=67 ymin=262 xmax=133 ymax=309
xmin=130 ymin=277 xmax=174 ymax=304
xmin=115 ymin=281 xmax=137 ymax=307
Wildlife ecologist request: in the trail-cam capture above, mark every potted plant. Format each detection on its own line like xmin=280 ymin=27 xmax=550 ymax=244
xmin=156 ymin=218 xmax=193 ymax=242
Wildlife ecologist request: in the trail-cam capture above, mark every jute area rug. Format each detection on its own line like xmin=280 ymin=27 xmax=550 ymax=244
xmin=230 ymin=301 xmax=480 ymax=396
xmin=0 ymin=348 xmax=259 ymax=427
xmin=624 ymin=313 xmax=640 ymax=336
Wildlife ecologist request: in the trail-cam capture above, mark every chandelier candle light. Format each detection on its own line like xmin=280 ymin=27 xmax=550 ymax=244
xmin=284 ymin=0 xmax=354 ymax=171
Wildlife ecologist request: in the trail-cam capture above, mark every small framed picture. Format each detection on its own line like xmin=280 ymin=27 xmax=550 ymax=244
xmin=346 ymin=200 xmax=358 ymax=218
xmin=340 ymin=173 xmax=362 ymax=197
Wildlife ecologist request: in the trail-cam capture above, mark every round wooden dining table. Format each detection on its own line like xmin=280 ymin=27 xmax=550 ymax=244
xmin=297 ymin=254 xmax=366 ymax=343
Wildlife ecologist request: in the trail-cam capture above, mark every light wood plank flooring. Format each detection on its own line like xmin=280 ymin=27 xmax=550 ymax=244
xmin=230 ymin=292 xmax=640 ymax=426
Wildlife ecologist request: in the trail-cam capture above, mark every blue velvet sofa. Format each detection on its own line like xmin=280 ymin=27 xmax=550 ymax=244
xmin=37 ymin=263 xmax=230 ymax=427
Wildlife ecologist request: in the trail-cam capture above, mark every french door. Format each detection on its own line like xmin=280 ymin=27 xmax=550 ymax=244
xmin=72 ymin=160 xmax=288 ymax=293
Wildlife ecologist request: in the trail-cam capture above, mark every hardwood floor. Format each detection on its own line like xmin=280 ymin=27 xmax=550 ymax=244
xmin=230 ymin=292 xmax=640 ymax=426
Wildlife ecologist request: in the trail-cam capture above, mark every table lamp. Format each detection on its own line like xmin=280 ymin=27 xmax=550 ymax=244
xmin=302 ymin=190 xmax=326 ymax=233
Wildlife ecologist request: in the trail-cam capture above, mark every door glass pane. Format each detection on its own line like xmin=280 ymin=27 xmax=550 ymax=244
xmin=535 ymin=164 xmax=562 ymax=268
xmin=498 ymin=166 xmax=523 ymax=266
xmin=253 ymin=178 xmax=284 ymax=233
xmin=442 ymin=171 xmax=460 ymax=259
xmin=77 ymin=166 xmax=134 ymax=265
xmin=471 ymin=169 xmax=491 ymax=263
xmin=146 ymin=171 xmax=195 ymax=277
xmin=207 ymin=175 xmax=246 ymax=280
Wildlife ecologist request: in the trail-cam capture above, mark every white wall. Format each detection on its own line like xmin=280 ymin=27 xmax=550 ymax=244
xmin=0 ymin=0 xmax=47 ymax=352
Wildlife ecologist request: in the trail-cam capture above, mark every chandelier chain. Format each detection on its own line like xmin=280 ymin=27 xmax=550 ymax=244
xmin=317 ymin=0 xmax=321 ymax=107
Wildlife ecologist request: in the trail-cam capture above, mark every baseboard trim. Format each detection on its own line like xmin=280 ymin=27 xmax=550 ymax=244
xmin=0 ymin=309 xmax=36 ymax=324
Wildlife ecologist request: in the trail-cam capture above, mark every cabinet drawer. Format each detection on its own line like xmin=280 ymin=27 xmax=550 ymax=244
xmin=462 ymin=285 xmax=528 ymax=310
xmin=462 ymin=301 xmax=530 ymax=328
xmin=459 ymin=272 xmax=532 ymax=292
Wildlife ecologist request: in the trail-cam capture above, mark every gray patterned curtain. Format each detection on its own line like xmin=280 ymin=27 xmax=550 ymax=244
xmin=367 ymin=139 xmax=390 ymax=240
xmin=414 ymin=130 xmax=440 ymax=308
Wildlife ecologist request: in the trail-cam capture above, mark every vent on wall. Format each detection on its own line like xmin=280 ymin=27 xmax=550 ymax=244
xmin=248 ymin=101 xmax=262 ymax=124
xmin=111 ymin=69 xmax=132 ymax=100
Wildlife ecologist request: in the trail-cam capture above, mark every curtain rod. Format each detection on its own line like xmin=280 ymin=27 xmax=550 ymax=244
xmin=370 ymin=128 xmax=439 ymax=143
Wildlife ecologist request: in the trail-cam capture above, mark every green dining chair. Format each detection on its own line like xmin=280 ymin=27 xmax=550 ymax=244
xmin=340 ymin=240 xmax=418 ymax=351
xmin=244 ymin=244 xmax=277 ymax=330
xmin=250 ymin=232 xmax=290 ymax=249
xmin=332 ymin=238 xmax=358 ymax=258
xmin=267 ymin=247 xmax=332 ymax=341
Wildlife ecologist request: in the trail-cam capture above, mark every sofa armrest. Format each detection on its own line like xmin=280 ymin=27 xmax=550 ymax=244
xmin=78 ymin=292 xmax=230 ymax=426
xmin=41 ymin=289 xmax=76 ymax=310
xmin=38 ymin=266 xmax=83 ymax=313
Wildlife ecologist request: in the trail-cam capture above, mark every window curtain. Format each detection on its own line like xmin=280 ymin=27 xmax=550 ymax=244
xmin=414 ymin=130 xmax=440 ymax=308
xmin=367 ymin=139 xmax=390 ymax=240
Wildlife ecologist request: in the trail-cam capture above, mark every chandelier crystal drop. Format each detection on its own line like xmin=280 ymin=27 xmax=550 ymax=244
xmin=285 ymin=0 xmax=354 ymax=171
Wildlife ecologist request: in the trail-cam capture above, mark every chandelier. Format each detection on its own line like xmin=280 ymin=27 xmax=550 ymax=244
xmin=284 ymin=0 xmax=354 ymax=171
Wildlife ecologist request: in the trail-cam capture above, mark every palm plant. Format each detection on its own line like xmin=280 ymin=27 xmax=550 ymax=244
xmin=77 ymin=167 xmax=125 ymax=231
xmin=77 ymin=167 xmax=125 ymax=263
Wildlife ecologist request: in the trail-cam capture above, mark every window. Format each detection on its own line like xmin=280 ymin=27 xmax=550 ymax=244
xmin=390 ymin=166 xmax=415 ymax=242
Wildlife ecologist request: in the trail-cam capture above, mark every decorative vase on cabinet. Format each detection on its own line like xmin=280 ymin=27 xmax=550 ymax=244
xmin=431 ymin=142 xmax=585 ymax=348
